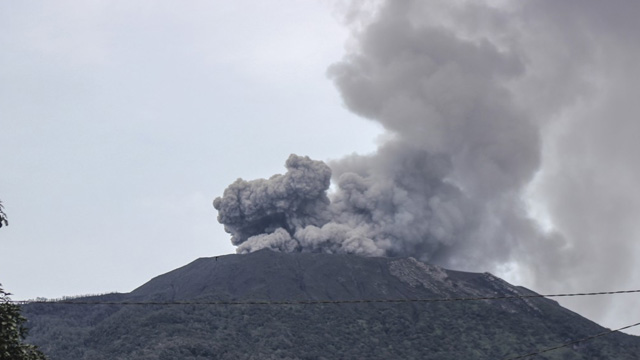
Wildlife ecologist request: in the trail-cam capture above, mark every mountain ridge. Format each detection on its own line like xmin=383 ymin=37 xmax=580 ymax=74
xmin=23 ymin=250 xmax=640 ymax=359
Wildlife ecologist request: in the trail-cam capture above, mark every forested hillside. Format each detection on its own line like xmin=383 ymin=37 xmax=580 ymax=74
xmin=23 ymin=251 xmax=640 ymax=359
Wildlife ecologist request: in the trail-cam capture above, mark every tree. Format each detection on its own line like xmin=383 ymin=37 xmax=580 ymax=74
xmin=0 ymin=201 xmax=7 ymax=228
xmin=0 ymin=201 xmax=46 ymax=359
xmin=0 ymin=285 xmax=46 ymax=360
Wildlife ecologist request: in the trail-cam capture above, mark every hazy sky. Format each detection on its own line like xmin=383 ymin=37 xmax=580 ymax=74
xmin=0 ymin=0 xmax=382 ymax=299
xmin=2 ymin=0 xmax=639 ymax=336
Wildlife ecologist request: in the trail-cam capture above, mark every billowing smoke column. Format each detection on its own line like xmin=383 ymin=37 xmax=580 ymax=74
xmin=213 ymin=154 xmax=335 ymax=254
xmin=214 ymin=149 xmax=470 ymax=259
xmin=215 ymin=0 xmax=640 ymax=329
xmin=215 ymin=0 xmax=546 ymax=268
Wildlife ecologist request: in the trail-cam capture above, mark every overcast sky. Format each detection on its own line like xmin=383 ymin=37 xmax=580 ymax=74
xmin=2 ymin=0 xmax=639 ymax=336
xmin=0 ymin=0 xmax=383 ymax=299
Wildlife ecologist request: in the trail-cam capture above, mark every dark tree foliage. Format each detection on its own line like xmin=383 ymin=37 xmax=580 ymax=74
xmin=1 ymin=285 xmax=46 ymax=360
xmin=0 ymin=201 xmax=7 ymax=228
xmin=1 ymin=201 xmax=44 ymax=358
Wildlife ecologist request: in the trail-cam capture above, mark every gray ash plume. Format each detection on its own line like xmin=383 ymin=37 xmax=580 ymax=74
xmin=214 ymin=0 xmax=547 ymax=269
xmin=214 ymin=0 xmax=640 ymax=330
xmin=213 ymin=154 xmax=332 ymax=254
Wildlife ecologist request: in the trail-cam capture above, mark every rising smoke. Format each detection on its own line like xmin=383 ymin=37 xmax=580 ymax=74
xmin=214 ymin=0 xmax=548 ymax=269
xmin=215 ymin=0 xmax=640 ymax=329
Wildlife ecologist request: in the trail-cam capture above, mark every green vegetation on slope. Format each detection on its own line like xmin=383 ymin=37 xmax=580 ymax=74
xmin=23 ymin=251 xmax=640 ymax=359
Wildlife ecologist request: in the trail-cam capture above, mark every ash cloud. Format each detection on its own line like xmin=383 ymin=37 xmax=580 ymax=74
xmin=215 ymin=0 xmax=640 ymax=331
xmin=215 ymin=0 xmax=544 ymax=269
xmin=213 ymin=154 xmax=332 ymax=250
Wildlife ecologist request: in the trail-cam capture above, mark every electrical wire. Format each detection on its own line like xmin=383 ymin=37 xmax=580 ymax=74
xmin=9 ymin=288 xmax=640 ymax=306
xmin=503 ymin=321 xmax=640 ymax=360
xmin=7 ymin=288 xmax=640 ymax=358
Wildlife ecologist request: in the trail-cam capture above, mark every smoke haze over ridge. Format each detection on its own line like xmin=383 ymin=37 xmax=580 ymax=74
xmin=214 ymin=0 xmax=640 ymax=330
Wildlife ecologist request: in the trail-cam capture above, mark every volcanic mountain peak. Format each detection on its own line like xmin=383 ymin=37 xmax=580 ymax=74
xmin=24 ymin=251 xmax=640 ymax=360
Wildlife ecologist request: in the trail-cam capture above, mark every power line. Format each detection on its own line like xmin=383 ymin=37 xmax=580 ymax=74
xmin=503 ymin=320 xmax=640 ymax=360
xmin=8 ymin=289 xmax=640 ymax=358
xmin=10 ymin=288 xmax=640 ymax=306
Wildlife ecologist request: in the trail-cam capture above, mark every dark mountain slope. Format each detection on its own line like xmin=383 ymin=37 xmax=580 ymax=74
xmin=24 ymin=250 xmax=640 ymax=359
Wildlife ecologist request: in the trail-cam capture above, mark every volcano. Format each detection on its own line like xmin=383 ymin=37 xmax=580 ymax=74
xmin=23 ymin=250 xmax=640 ymax=359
